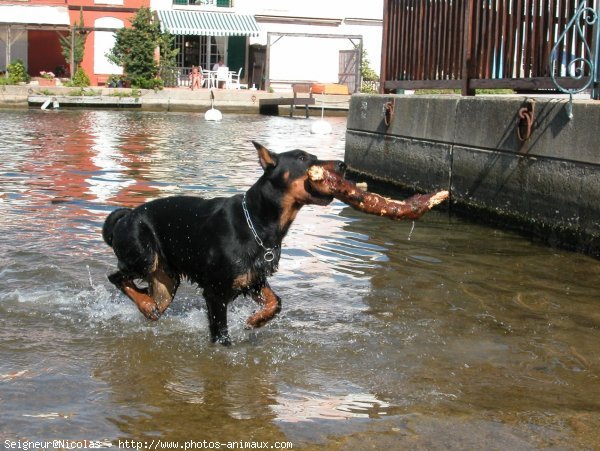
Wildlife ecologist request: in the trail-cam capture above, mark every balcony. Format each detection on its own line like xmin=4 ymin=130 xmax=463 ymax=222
xmin=172 ymin=0 xmax=233 ymax=6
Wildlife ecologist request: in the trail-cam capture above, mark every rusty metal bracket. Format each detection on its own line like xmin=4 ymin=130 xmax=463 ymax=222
xmin=383 ymin=99 xmax=395 ymax=127
xmin=516 ymin=99 xmax=536 ymax=142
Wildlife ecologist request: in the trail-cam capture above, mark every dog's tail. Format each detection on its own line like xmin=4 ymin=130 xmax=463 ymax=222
xmin=102 ymin=208 xmax=132 ymax=247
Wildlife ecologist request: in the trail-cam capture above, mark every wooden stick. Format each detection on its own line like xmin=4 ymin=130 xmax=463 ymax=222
xmin=308 ymin=166 xmax=449 ymax=220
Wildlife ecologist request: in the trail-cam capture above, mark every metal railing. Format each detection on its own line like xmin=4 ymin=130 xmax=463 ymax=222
xmin=160 ymin=66 xmax=192 ymax=88
xmin=381 ymin=0 xmax=599 ymax=96
xmin=550 ymin=0 xmax=599 ymax=116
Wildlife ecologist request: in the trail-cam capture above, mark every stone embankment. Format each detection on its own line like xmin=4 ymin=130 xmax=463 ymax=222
xmin=0 ymin=85 xmax=349 ymax=114
xmin=345 ymin=94 xmax=600 ymax=256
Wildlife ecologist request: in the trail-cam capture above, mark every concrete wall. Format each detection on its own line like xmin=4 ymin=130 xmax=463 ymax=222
xmin=0 ymin=84 xmax=350 ymax=115
xmin=345 ymin=94 xmax=600 ymax=256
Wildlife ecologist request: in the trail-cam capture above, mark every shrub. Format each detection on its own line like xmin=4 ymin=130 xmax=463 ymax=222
xmin=68 ymin=88 xmax=99 ymax=96
xmin=70 ymin=67 xmax=90 ymax=87
xmin=108 ymin=7 xmax=173 ymax=91
xmin=132 ymin=77 xmax=163 ymax=90
xmin=59 ymin=8 xmax=87 ymax=71
xmin=7 ymin=60 xmax=29 ymax=84
xmin=359 ymin=50 xmax=379 ymax=94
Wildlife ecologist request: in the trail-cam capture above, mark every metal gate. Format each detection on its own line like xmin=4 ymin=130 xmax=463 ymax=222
xmin=339 ymin=49 xmax=359 ymax=93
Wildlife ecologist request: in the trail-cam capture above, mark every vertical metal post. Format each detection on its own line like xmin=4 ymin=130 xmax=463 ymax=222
xmin=265 ymin=32 xmax=271 ymax=92
xmin=461 ymin=0 xmax=476 ymax=96
xmin=70 ymin=26 xmax=75 ymax=79
xmin=6 ymin=25 xmax=11 ymax=72
xmin=356 ymin=38 xmax=363 ymax=94
xmin=379 ymin=0 xmax=390 ymax=93
xmin=592 ymin=1 xmax=600 ymax=99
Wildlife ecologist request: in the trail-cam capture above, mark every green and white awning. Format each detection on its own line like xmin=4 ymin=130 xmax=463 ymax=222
xmin=156 ymin=10 xmax=259 ymax=37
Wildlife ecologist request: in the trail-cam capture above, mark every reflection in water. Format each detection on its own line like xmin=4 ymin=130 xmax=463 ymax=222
xmin=0 ymin=109 xmax=599 ymax=448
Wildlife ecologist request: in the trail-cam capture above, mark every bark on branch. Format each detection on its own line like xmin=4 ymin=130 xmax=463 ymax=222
xmin=308 ymin=166 xmax=449 ymax=220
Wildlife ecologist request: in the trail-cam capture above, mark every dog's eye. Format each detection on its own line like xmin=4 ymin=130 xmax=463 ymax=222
xmin=298 ymin=154 xmax=307 ymax=162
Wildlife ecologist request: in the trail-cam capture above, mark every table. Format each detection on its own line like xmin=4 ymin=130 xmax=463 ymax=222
xmin=203 ymin=69 xmax=237 ymax=89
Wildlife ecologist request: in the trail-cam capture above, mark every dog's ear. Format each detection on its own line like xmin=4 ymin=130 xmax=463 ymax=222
xmin=252 ymin=141 xmax=278 ymax=170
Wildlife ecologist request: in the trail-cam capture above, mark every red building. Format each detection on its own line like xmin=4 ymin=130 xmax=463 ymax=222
xmin=1 ymin=0 xmax=145 ymax=85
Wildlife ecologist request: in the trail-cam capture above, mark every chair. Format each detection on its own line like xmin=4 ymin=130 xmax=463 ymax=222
xmin=201 ymin=68 xmax=214 ymax=88
xmin=229 ymin=68 xmax=243 ymax=90
xmin=216 ymin=66 xmax=230 ymax=89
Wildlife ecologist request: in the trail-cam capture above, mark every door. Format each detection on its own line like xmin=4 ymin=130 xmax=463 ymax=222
xmin=249 ymin=44 xmax=265 ymax=90
xmin=339 ymin=49 xmax=358 ymax=93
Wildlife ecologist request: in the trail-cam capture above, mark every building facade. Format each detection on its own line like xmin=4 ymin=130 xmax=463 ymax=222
xmin=1 ymin=0 xmax=145 ymax=85
xmin=151 ymin=0 xmax=382 ymax=91
xmin=151 ymin=0 xmax=259 ymax=85
xmin=237 ymin=0 xmax=383 ymax=91
xmin=2 ymin=0 xmax=382 ymax=89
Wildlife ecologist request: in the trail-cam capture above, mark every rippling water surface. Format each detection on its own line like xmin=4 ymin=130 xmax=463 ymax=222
xmin=1 ymin=109 xmax=599 ymax=449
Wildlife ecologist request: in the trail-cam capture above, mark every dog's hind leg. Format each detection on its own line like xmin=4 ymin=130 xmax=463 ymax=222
xmin=245 ymin=283 xmax=282 ymax=329
xmin=108 ymin=259 xmax=179 ymax=321
xmin=108 ymin=270 xmax=160 ymax=320
xmin=122 ymin=280 xmax=162 ymax=321
xmin=147 ymin=264 xmax=180 ymax=315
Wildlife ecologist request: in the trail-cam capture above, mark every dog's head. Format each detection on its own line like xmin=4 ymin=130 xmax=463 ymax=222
xmin=252 ymin=141 xmax=346 ymax=207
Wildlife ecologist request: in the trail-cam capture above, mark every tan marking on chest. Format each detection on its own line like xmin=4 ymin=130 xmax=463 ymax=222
xmin=279 ymin=193 xmax=300 ymax=231
xmin=279 ymin=178 xmax=309 ymax=230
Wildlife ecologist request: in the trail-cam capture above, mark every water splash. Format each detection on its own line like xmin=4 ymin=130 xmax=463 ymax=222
xmin=407 ymin=221 xmax=415 ymax=240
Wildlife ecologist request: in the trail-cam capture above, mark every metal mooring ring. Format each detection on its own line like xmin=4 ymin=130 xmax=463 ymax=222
xmin=516 ymin=100 xmax=536 ymax=142
xmin=383 ymin=101 xmax=394 ymax=127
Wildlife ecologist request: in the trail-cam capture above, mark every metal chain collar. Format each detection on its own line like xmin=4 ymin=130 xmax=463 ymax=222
xmin=242 ymin=194 xmax=275 ymax=262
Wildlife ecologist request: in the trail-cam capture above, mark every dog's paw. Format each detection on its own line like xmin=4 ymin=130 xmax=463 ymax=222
xmin=211 ymin=334 xmax=232 ymax=346
xmin=139 ymin=304 xmax=161 ymax=321
xmin=245 ymin=315 xmax=260 ymax=329
xmin=245 ymin=314 xmax=272 ymax=329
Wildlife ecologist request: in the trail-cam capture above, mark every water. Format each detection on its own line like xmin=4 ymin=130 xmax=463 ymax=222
xmin=0 ymin=109 xmax=599 ymax=449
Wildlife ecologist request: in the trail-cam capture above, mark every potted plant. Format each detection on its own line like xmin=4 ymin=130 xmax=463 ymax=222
xmin=38 ymin=71 xmax=56 ymax=86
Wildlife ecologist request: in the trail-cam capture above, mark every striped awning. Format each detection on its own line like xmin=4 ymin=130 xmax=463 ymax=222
xmin=156 ymin=10 xmax=260 ymax=37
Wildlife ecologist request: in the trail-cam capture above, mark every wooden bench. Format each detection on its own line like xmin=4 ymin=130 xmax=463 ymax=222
xmin=258 ymin=83 xmax=316 ymax=117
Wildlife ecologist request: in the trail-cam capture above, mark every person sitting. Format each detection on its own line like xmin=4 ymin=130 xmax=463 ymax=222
xmin=189 ymin=65 xmax=203 ymax=90
xmin=212 ymin=58 xmax=224 ymax=72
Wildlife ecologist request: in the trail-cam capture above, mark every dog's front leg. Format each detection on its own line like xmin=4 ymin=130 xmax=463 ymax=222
xmin=246 ymin=283 xmax=282 ymax=329
xmin=204 ymin=289 xmax=232 ymax=346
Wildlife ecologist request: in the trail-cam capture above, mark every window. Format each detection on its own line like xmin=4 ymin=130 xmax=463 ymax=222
xmin=172 ymin=0 xmax=233 ymax=6
xmin=174 ymin=35 xmax=226 ymax=70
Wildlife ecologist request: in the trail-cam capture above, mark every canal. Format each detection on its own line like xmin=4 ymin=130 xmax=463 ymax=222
xmin=0 ymin=109 xmax=599 ymax=449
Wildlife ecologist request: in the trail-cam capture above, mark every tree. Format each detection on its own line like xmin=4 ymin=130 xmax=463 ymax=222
xmin=108 ymin=7 xmax=176 ymax=89
xmin=59 ymin=8 xmax=88 ymax=74
xmin=361 ymin=49 xmax=379 ymax=82
xmin=360 ymin=49 xmax=379 ymax=94
xmin=159 ymin=32 xmax=178 ymax=70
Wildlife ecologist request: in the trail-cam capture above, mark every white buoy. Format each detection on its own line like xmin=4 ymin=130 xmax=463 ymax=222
xmin=204 ymin=90 xmax=222 ymax=121
xmin=52 ymin=98 xmax=59 ymax=109
xmin=41 ymin=99 xmax=51 ymax=110
xmin=310 ymin=120 xmax=332 ymax=134
xmin=310 ymin=97 xmax=331 ymax=134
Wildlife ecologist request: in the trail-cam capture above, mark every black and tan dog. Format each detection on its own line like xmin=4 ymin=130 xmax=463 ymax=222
xmin=102 ymin=141 xmax=346 ymax=345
